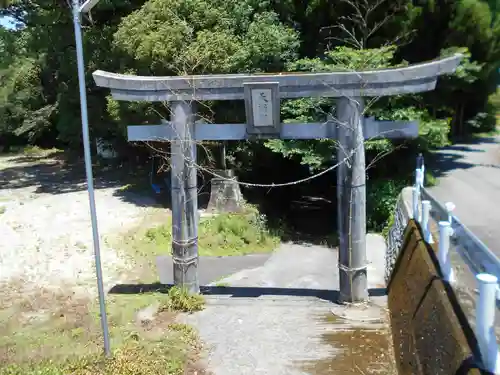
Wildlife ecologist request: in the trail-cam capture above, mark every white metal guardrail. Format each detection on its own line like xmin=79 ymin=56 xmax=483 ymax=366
xmin=413 ymin=155 xmax=500 ymax=373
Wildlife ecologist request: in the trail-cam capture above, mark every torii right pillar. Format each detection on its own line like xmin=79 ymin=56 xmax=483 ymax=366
xmin=334 ymin=55 xmax=462 ymax=302
xmin=337 ymin=96 xmax=367 ymax=302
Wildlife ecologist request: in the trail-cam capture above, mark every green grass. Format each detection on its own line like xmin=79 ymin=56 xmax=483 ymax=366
xmin=212 ymin=275 xmax=231 ymax=287
xmin=0 ymin=204 xmax=277 ymax=374
xmin=1 ymin=145 xmax=62 ymax=158
xmin=424 ymin=169 xmax=437 ymax=187
xmin=128 ymin=206 xmax=280 ymax=261
xmin=22 ymin=145 xmax=55 ymax=157
xmin=0 ymin=285 xmax=205 ymax=374
xmin=475 ymin=127 xmax=500 ymax=137
xmin=160 ymin=286 xmax=205 ymax=313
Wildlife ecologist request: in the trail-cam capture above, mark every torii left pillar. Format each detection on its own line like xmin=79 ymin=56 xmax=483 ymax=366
xmin=170 ymin=101 xmax=199 ymax=293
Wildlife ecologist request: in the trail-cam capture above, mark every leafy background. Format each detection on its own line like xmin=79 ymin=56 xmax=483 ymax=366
xmin=1 ymin=0 xmax=499 ymax=232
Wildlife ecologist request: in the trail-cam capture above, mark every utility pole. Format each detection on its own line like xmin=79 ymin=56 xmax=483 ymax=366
xmin=71 ymin=0 xmax=110 ymax=356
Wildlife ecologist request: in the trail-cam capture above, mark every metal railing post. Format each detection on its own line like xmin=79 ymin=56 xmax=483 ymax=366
xmin=417 ymin=153 xmax=425 ymax=179
xmin=421 ymin=200 xmax=432 ymax=243
xmin=438 ymin=221 xmax=455 ymax=283
xmin=445 ymin=202 xmax=455 ymax=228
xmin=414 ymin=166 xmax=424 ymax=223
xmin=476 ymin=273 xmax=500 ymax=373
xmin=416 ymin=167 xmax=424 ymax=189
xmin=412 ymin=186 xmax=420 ymax=221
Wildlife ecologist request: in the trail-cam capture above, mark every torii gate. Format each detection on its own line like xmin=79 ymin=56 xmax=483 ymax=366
xmin=93 ymin=54 xmax=461 ymax=302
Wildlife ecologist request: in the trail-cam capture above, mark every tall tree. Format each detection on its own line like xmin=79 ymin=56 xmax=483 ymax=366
xmin=400 ymin=0 xmax=500 ymax=136
xmin=0 ymin=0 xmax=149 ymax=146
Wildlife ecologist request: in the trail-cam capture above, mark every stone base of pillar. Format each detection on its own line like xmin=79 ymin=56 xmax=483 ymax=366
xmin=207 ymin=169 xmax=243 ymax=213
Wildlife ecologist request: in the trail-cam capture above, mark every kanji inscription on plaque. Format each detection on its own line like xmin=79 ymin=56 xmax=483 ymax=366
xmin=251 ymin=88 xmax=273 ymax=127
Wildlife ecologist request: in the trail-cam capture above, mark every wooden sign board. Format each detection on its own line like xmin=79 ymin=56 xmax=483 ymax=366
xmin=244 ymin=82 xmax=280 ymax=136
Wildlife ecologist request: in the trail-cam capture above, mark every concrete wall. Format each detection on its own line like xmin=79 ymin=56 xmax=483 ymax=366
xmin=387 ymin=219 xmax=488 ymax=374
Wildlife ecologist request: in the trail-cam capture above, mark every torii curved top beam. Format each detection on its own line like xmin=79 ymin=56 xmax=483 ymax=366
xmin=93 ymin=54 xmax=462 ymax=102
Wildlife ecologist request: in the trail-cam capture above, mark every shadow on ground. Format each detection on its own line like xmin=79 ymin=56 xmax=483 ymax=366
xmin=244 ymin=184 xmax=338 ymax=247
xmin=426 ymin=135 xmax=500 ymax=179
xmin=450 ymin=134 xmax=498 ymax=145
xmin=1 ymin=153 xmax=141 ymax=194
xmin=0 ymin=149 xmax=339 ymax=246
xmin=0 ymin=152 xmax=211 ymax=209
xmin=108 ymin=283 xmax=387 ymax=303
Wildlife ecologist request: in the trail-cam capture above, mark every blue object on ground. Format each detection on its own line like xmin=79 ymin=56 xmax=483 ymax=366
xmin=151 ymin=183 xmax=162 ymax=194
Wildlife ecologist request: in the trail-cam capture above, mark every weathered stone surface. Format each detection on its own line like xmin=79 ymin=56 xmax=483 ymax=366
xmin=413 ymin=278 xmax=482 ymax=375
xmin=388 ymin=220 xmax=488 ymax=375
xmin=94 ymin=55 xmax=462 ymax=91
xmin=388 ymin=220 xmax=441 ymax=375
xmin=206 ymin=170 xmax=243 ymax=213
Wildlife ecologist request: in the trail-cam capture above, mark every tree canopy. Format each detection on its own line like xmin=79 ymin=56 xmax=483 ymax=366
xmin=1 ymin=0 xmax=499 ymax=229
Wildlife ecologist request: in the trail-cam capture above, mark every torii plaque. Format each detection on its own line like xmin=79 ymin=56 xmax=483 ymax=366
xmin=93 ymin=54 xmax=461 ymax=302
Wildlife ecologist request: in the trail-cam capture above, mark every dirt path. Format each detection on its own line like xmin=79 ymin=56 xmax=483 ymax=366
xmin=180 ymin=235 xmax=394 ymax=375
xmin=0 ymin=153 xmax=161 ymax=297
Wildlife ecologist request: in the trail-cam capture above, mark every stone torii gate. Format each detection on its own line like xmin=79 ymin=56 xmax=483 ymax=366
xmin=93 ymin=54 xmax=461 ymax=302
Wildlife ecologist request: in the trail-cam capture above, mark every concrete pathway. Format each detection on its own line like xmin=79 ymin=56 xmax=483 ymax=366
xmin=179 ymin=235 xmax=395 ymax=375
xmin=428 ymin=136 xmax=500 ymax=256
xmin=426 ymin=136 xmax=500 ymax=332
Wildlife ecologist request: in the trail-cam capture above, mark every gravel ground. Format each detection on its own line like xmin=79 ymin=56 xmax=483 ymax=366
xmin=0 ymin=154 xmax=157 ymax=295
xmin=180 ymin=235 xmax=393 ymax=375
xmin=0 ymin=152 xmax=396 ymax=375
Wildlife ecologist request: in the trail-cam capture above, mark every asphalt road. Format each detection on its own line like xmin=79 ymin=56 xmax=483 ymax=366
xmin=428 ymin=135 xmax=500 ymax=257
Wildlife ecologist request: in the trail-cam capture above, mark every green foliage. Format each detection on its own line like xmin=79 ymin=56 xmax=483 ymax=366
xmin=371 ymin=104 xmax=451 ymax=150
xmin=489 ymin=89 xmax=500 ymax=111
xmin=113 ymin=0 xmax=299 ymax=75
xmin=289 ymin=45 xmax=404 ymax=72
xmin=160 ymin=287 xmax=205 ymax=313
xmin=200 ymin=208 xmax=279 ymax=254
xmin=1 ymin=339 xmax=195 ymax=375
xmin=0 ymin=288 xmax=202 ymax=375
xmin=0 ymin=54 xmax=50 ymax=143
xmin=401 ymin=0 xmax=500 ymax=135
xmin=264 ymin=46 xmax=410 ymax=169
xmin=1 ymin=0 xmax=500 ymax=233
xmin=0 ymin=0 xmax=498 ymax=146
xmin=143 ymin=207 xmax=280 ymax=257
xmin=367 ymin=179 xmax=406 ymax=232
xmin=265 ymin=138 xmax=335 ymax=169
xmin=440 ymin=47 xmax=483 ymax=85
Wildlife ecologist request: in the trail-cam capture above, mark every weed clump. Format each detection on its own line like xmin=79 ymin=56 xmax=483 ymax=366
xmin=143 ymin=206 xmax=280 ymax=257
xmin=161 ymin=286 xmax=205 ymax=313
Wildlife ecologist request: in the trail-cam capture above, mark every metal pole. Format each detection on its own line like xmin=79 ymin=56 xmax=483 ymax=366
xmin=417 ymin=153 xmax=424 ymax=179
xmin=71 ymin=0 xmax=110 ymax=356
xmin=421 ymin=200 xmax=432 ymax=243
xmin=170 ymin=101 xmax=199 ymax=294
xmin=336 ymin=96 xmax=368 ymax=303
xmin=412 ymin=187 xmax=419 ymax=221
xmin=416 ymin=167 xmax=424 ymax=189
xmin=476 ymin=273 xmax=500 ymax=373
xmin=438 ymin=221 xmax=454 ymax=283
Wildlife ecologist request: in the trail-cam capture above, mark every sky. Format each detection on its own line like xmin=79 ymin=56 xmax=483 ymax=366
xmin=0 ymin=16 xmax=17 ymax=30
